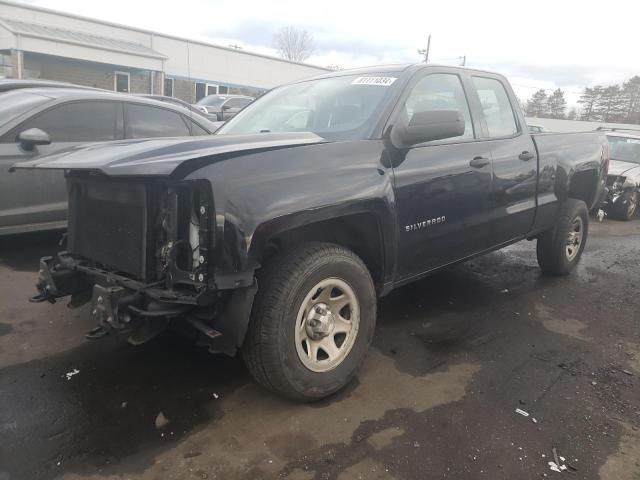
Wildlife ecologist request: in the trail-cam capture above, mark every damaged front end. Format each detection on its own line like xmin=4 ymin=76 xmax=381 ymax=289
xmin=32 ymin=173 xmax=255 ymax=355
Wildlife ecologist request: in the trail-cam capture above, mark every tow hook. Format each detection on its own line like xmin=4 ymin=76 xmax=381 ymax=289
xmin=29 ymin=256 xmax=68 ymax=303
xmin=87 ymin=284 xmax=134 ymax=339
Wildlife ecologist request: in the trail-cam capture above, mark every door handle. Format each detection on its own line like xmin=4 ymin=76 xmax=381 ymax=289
xmin=519 ymin=151 xmax=535 ymax=161
xmin=470 ymin=156 xmax=490 ymax=168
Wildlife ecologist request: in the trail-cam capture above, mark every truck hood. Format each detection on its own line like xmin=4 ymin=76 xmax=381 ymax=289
xmin=608 ymin=159 xmax=640 ymax=178
xmin=11 ymin=132 xmax=326 ymax=176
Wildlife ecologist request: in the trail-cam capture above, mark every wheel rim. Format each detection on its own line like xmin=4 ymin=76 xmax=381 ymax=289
xmin=628 ymin=192 xmax=638 ymax=216
xmin=295 ymin=277 xmax=360 ymax=373
xmin=565 ymin=216 xmax=584 ymax=261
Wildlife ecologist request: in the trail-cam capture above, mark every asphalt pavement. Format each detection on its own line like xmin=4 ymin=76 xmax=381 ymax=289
xmin=1 ymin=218 xmax=639 ymax=480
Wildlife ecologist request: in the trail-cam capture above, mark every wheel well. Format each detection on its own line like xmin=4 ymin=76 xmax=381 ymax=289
xmin=569 ymin=169 xmax=599 ymax=210
xmin=261 ymin=213 xmax=385 ymax=291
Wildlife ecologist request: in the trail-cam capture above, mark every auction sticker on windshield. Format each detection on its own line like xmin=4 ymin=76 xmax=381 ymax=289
xmin=352 ymin=77 xmax=397 ymax=86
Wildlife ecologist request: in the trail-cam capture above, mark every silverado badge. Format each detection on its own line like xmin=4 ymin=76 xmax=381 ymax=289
xmin=405 ymin=216 xmax=446 ymax=232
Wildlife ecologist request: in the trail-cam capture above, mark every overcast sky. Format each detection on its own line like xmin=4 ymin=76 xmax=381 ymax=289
xmin=25 ymin=0 xmax=640 ymax=106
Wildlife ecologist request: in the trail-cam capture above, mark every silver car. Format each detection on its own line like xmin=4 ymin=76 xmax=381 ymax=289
xmin=0 ymin=85 xmax=218 ymax=235
xmin=603 ymin=130 xmax=640 ymax=220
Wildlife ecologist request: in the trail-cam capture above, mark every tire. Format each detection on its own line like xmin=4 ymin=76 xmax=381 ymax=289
xmin=242 ymin=242 xmax=376 ymax=402
xmin=610 ymin=190 xmax=638 ymax=221
xmin=537 ymin=199 xmax=589 ymax=275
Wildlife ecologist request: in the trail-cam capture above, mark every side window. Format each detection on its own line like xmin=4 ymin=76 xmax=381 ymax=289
xmin=185 ymin=118 xmax=210 ymax=136
xmin=226 ymin=98 xmax=250 ymax=108
xmin=472 ymin=77 xmax=519 ymax=138
xmin=17 ymin=102 xmax=120 ymax=142
xmin=404 ymin=74 xmax=474 ymax=141
xmin=125 ymin=104 xmax=191 ymax=138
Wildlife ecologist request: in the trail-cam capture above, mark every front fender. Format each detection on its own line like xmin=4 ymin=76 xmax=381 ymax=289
xmin=184 ymin=140 xmax=396 ymax=290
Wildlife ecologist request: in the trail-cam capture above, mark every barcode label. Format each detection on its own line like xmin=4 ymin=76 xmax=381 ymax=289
xmin=351 ymin=77 xmax=397 ymax=86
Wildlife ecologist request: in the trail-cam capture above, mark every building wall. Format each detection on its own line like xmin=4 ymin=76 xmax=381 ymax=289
xmin=0 ymin=1 xmax=328 ymax=91
xmin=22 ymin=52 xmax=154 ymax=94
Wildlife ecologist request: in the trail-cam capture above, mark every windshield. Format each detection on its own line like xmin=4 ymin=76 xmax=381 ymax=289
xmin=0 ymin=91 xmax=50 ymax=129
xmin=217 ymin=74 xmax=400 ymax=141
xmin=608 ymin=135 xmax=640 ymax=165
xmin=196 ymin=95 xmax=227 ymax=107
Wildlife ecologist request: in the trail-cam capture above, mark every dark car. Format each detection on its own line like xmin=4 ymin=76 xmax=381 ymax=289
xmin=599 ymin=128 xmax=640 ymax=220
xmin=193 ymin=94 xmax=253 ymax=121
xmin=16 ymin=64 xmax=608 ymax=401
xmin=0 ymin=86 xmax=218 ymax=235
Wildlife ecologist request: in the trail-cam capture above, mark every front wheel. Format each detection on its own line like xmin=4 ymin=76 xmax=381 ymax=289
xmin=242 ymin=242 xmax=376 ymax=401
xmin=611 ymin=190 xmax=638 ymax=221
xmin=537 ymin=199 xmax=589 ymax=275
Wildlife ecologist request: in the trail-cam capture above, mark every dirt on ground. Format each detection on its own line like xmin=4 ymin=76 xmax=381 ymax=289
xmin=0 ymin=218 xmax=639 ymax=480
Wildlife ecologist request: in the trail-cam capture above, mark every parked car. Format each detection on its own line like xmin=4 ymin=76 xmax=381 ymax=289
xmin=598 ymin=128 xmax=640 ymax=220
xmin=16 ymin=64 xmax=608 ymax=401
xmin=0 ymin=79 xmax=100 ymax=92
xmin=0 ymin=86 xmax=219 ymax=235
xmin=193 ymin=94 xmax=253 ymax=121
xmin=528 ymin=124 xmax=547 ymax=133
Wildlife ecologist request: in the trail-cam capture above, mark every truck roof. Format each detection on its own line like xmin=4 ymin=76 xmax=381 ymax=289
xmin=300 ymin=63 xmax=509 ymax=83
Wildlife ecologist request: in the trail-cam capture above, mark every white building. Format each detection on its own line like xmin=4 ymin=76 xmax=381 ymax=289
xmin=0 ymin=0 xmax=329 ymax=101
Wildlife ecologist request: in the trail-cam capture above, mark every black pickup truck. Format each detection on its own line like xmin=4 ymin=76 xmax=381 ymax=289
xmin=14 ymin=64 xmax=609 ymax=401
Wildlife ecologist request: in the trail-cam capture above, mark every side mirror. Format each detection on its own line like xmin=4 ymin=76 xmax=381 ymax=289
xmin=221 ymin=105 xmax=232 ymax=111
xmin=18 ymin=128 xmax=51 ymax=151
xmin=392 ymin=109 xmax=465 ymax=147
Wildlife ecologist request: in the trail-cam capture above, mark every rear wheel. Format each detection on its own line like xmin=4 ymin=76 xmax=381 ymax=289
xmin=242 ymin=242 xmax=376 ymax=401
xmin=537 ymin=199 xmax=589 ymax=275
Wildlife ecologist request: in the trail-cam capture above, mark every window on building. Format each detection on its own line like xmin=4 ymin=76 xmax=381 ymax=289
xmin=125 ymin=104 xmax=190 ymax=138
xmin=404 ymin=73 xmax=474 ymax=141
xmin=206 ymin=84 xmax=218 ymax=96
xmin=472 ymin=76 xmax=519 ymax=138
xmin=218 ymin=86 xmax=229 ymax=94
xmin=115 ymin=71 xmax=130 ymax=93
xmin=164 ymin=78 xmax=174 ymax=97
xmin=17 ymin=101 xmax=121 ymax=142
xmin=195 ymin=82 xmax=206 ymax=102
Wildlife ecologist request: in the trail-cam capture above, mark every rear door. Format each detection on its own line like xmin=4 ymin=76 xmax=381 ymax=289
xmin=470 ymin=75 xmax=538 ymax=244
xmin=392 ymin=69 xmax=494 ymax=280
xmin=0 ymin=100 xmax=122 ymax=233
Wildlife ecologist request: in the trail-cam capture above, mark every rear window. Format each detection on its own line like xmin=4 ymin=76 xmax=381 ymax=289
xmin=0 ymin=91 xmax=50 ymax=130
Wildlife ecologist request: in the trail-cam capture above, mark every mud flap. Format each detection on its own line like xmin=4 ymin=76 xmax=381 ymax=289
xmin=195 ymin=280 xmax=258 ymax=356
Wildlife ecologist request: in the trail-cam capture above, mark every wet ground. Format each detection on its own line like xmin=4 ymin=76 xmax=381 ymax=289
xmin=1 ymin=219 xmax=639 ymax=480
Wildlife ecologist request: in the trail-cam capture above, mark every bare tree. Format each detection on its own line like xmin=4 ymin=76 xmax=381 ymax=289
xmin=273 ymin=26 xmax=315 ymax=62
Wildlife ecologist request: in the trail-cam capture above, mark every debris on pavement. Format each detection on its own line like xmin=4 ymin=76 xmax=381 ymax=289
xmin=155 ymin=412 xmax=170 ymax=429
xmin=515 ymin=408 xmax=530 ymax=417
xmin=548 ymin=447 xmax=568 ymax=473
xmin=64 ymin=369 xmax=80 ymax=380
xmin=597 ymin=208 xmax=606 ymax=222
xmin=501 ymin=289 xmax=509 ymax=293
xmin=212 ymin=393 xmax=219 ymax=399
xmin=621 ymin=369 xmax=634 ymax=376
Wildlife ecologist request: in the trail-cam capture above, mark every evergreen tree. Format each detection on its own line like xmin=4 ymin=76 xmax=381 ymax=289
xmin=621 ymin=76 xmax=640 ymax=124
xmin=578 ymin=86 xmax=602 ymax=121
xmin=595 ymin=85 xmax=625 ymax=122
xmin=525 ymin=89 xmax=548 ymax=117
xmin=546 ymin=88 xmax=567 ymax=119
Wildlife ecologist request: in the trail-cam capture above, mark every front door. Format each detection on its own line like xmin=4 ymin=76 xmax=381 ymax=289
xmin=0 ymin=101 xmax=122 ymax=233
xmin=392 ymin=71 xmax=494 ymax=280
